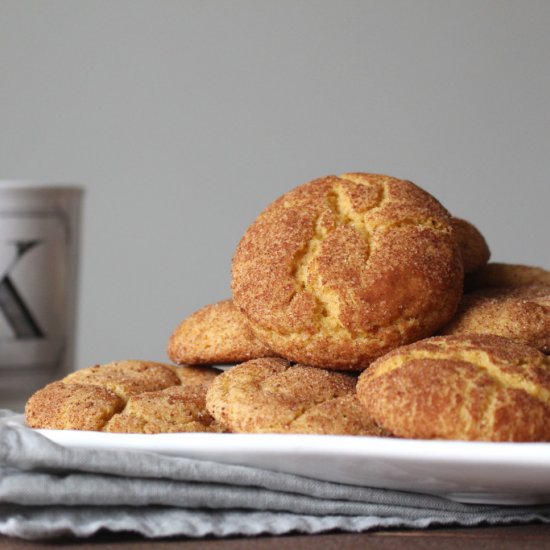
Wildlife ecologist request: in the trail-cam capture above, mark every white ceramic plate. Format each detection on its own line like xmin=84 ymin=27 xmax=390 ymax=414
xmin=34 ymin=425 xmax=550 ymax=506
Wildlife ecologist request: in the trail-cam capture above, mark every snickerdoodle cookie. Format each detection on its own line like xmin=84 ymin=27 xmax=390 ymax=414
xmin=356 ymin=334 xmax=550 ymax=441
xmin=25 ymin=361 xmax=221 ymax=431
xmin=25 ymin=381 xmax=124 ymax=431
xmin=442 ymin=285 xmax=550 ymax=353
xmin=103 ymin=385 xmax=222 ymax=433
xmin=205 ymin=357 xmax=388 ymax=435
xmin=232 ymin=173 xmax=463 ymax=370
xmin=465 ymin=263 xmax=550 ymax=292
xmin=168 ymin=300 xmax=273 ymax=365
xmin=450 ymin=217 xmax=490 ymax=275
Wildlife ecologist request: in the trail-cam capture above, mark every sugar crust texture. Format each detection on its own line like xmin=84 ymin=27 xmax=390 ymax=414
xmin=168 ymin=299 xmax=273 ymax=365
xmin=205 ymin=357 xmax=389 ymax=436
xmin=25 ymin=360 xmax=220 ymax=432
xmin=442 ymin=285 xmax=550 ymax=353
xmin=356 ymin=334 xmax=550 ymax=441
xmin=450 ymin=217 xmax=490 ymax=275
xmin=232 ymin=173 xmax=464 ymax=369
xmin=103 ymin=385 xmax=223 ymax=434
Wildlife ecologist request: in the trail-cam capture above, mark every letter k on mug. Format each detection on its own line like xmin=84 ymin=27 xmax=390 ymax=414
xmin=0 ymin=183 xmax=83 ymax=411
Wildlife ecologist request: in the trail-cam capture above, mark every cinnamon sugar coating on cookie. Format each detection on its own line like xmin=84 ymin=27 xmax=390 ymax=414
xmin=232 ymin=173 xmax=463 ymax=369
xmin=103 ymin=385 xmax=222 ymax=434
xmin=26 ymin=361 xmax=221 ymax=432
xmin=170 ymin=365 xmax=221 ymax=386
xmin=450 ymin=217 xmax=490 ymax=275
xmin=205 ymin=357 xmax=388 ymax=435
xmin=465 ymin=263 xmax=550 ymax=292
xmin=25 ymin=382 xmax=124 ymax=430
xmin=356 ymin=335 xmax=550 ymax=441
xmin=442 ymin=285 xmax=550 ymax=353
xmin=167 ymin=300 xmax=273 ymax=365
xmin=64 ymin=360 xmax=181 ymax=401
xmin=289 ymin=393 xmax=388 ymax=436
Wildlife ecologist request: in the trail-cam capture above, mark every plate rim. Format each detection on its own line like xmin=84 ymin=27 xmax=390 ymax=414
xmin=30 ymin=423 xmax=550 ymax=466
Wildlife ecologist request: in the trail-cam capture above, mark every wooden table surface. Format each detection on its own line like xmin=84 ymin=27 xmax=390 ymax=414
xmin=3 ymin=524 xmax=550 ymax=549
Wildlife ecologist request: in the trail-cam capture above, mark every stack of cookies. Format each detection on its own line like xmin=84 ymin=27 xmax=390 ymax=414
xmin=26 ymin=173 xmax=550 ymax=441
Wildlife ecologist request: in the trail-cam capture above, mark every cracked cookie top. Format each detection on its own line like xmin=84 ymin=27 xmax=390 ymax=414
xmin=232 ymin=173 xmax=464 ymax=369
xmin=205 ymin=357 xmax=388 ymax=435
xmin=25 ymin=360 xmax=221 ymax=432
xmin=356 ymin=334 xmax=550 ymax=441
xmin=63 ymin=360 xmax=181 ymax=401
xmin=103 ymin=385 xmax=224 ymax=434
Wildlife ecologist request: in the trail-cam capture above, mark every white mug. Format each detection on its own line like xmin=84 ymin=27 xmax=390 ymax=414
xmin=0 ymin=182 xmax=84 ymax=411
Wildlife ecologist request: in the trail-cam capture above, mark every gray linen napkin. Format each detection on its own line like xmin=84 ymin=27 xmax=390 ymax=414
xmin=1 ymin=410 xmax=549 ymax=540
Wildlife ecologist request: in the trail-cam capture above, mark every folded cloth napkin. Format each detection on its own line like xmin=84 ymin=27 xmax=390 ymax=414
xmin=1 ymin=410 xmax=550 ymax=540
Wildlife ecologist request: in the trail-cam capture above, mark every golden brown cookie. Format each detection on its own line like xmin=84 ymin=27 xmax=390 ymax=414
xmin=232 ymin=173 xmax=463 ymax=370
xmin=64 ymin=360 xmax=181 ymax=401
xmin=356 ymin=334 xmax=550 ymax=441
xmin=441 ymin=285 xmax=550 ymax=353
xmin=25 ymin=381 xmax=124 ymax=430
xmin=450 ymin=217 xmax=490 ymax=275
xmin=170 ymin=365 xmax=221 ymax=387
xmin=26 ymin=361 xmax=221 ymax=432
xmin=465 ymin=263 xmax=550 ymax=292
xmin=167 ymin=300 xmax=273 ymax=365
xmin=206 ymin=357 xmax=388 ymax=435
xmin=103 ymin=385 xmax=222 ymax=434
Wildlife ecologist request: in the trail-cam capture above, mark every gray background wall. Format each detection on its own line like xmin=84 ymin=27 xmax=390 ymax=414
xmin=0 ymin=0 xmax=548 ymax=370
